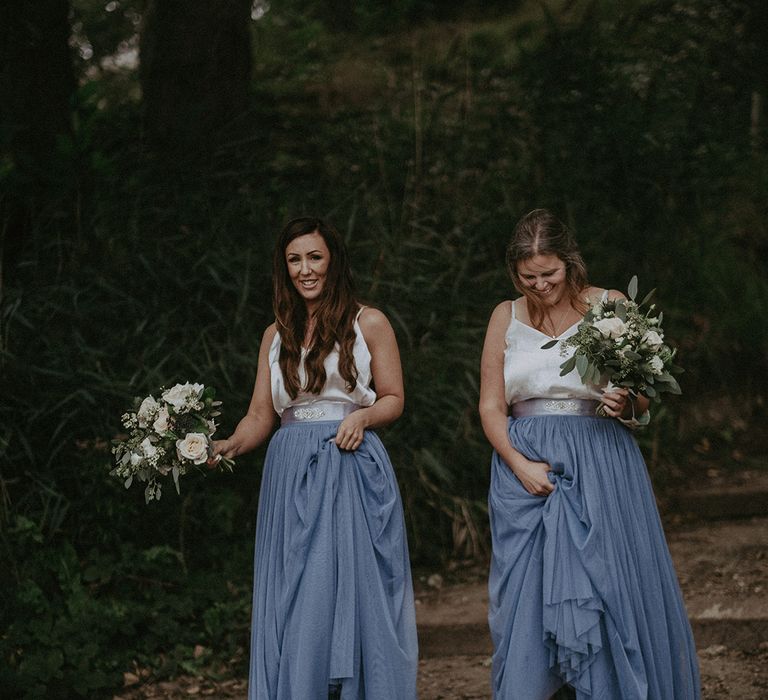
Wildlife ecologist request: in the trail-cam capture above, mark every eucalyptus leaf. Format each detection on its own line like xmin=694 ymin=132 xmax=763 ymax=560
xmin=541 ymin=339 xmax=559 ymax=349
xmin=172 ymin=466 xmax=180 ymax=495
xmin=576 ymin=354 xmax=589 ymax=378
xmin=559 ymin=356 xmax=577 ymax=376
xmin=628 ymin=275 xmax=638 ymax=300
xmin=645 ymin=384 xmax=657 ymax=397
xmin=639 ymin=288 xmax=656 ymax=307
xmin=124 ymin=476 xmax=133 ymax=489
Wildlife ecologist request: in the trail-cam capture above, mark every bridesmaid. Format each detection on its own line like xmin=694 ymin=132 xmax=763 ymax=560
xmin=211 ymin=217 xmax=418 ymax=699
xmin=479 ymin=209 xmax=701 ymax=699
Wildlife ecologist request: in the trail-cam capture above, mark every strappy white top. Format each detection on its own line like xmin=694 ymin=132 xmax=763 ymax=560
xmin=269 ymin=307 xmax=377 ymax=415
xmin=503 ymin=294 xmax=606 ymax=405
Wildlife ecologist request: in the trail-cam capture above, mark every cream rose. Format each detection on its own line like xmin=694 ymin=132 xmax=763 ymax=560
xmin=137 ymin=396 xmax=159 ymax=428
xmin=153 ymin=406 xmax=170 ymax=434
xmin=162 ymin=382 xmax=204 ymax=411
xmin=642 ymin=330 xmax=664 ymax=349
xmin=176 ymin=432 xmax=209 ymax=464
xmin=592 ymin=317 xmax=627 ymax=339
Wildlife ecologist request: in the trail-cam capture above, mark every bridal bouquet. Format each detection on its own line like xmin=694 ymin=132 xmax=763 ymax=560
xmin=543 ymin=277 xmax=682 ymax=421
xmin=111 ymin=382 xmax=233 ymax=503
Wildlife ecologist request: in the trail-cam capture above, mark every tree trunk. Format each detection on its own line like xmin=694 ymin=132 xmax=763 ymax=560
xmin=0 ymin=0 xmax=74 ymax=170
xmin=139 ymin=0 xmax=253 ymax=149
xmin=0 ymin=0 xmax=75 ymax=271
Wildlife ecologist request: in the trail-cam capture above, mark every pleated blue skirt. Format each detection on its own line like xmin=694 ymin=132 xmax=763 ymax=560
xmin=248 ymin=420 xmax=418 ymax=700
xmin=489 ymin=416 xmax=701 ymax=700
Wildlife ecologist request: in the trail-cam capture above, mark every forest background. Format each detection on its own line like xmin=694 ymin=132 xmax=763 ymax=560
xmin=1 ymin=0 xmax=766 ymax=697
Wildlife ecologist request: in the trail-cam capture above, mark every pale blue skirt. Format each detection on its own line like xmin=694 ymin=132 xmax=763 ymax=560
xmin=489 ymin=416 xmax=701 ymax=699
xmin=248 ymin=421 xmax=418 ymax=700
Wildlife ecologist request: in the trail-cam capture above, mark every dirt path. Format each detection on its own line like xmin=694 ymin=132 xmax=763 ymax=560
xmin=117 ymin=516 xmax=768 ymax=700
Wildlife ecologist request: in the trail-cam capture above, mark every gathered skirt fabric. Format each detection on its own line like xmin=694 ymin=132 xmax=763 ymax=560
xmin=248 ymin=420 xmax=418 ymax=700
xmin=488 ymin=416 xmax=701 ymax=700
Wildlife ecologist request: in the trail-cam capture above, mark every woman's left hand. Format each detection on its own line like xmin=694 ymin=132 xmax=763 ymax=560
xmin=334 ymin=411 xmax=369 ymax=451
xmin=600 ymin=386 xmax=631 ymax=418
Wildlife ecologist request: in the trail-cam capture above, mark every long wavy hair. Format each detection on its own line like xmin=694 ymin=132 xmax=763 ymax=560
xmin=505 ymin=209 xmax=589 ymax=330
xmin=273 ymin=217 xmax=359 ymax=399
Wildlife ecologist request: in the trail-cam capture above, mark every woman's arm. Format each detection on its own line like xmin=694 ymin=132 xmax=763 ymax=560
xmin=334 ymin=307 xmax=404 ymax=451
xmin=479 ymin=301 xmax=553 ymax=496
xmin=210 ymin=324 xmax=279 ymax=461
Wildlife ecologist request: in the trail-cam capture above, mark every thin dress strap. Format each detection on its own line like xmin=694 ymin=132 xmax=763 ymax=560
xmin=511 ymin=300 xmax=517 ymax=320
xmin=355 ymin=305 xmax=367 ymax=322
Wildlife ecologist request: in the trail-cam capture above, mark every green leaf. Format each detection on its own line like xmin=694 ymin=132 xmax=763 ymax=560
xmin=575 ymin=354 xmax=589 ymax=378
xmin=541 ymin=339 xmax=559 ymax=349
xmin=645 ymin=385 xmax=657 ymax=397
xmin=172 ymin=466 xmax=180 ymax=494
xmin=666 ymin=377 xmax=682 ymax=394
xmin=639 ymin=288 xmax=656 ymax=307
xmin=559 ymin=356 xmax=577 ymax=376
xmin=628 ymin=275 xmax=638 ymax=300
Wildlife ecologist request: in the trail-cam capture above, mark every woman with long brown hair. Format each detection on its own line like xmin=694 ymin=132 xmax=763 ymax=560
xmin=479 ymin=209 xmax=700 ymax=698
xmin=211 ymin=217 xmax=418 ymax=699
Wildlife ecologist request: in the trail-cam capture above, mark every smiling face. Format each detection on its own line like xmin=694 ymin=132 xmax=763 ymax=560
xmin=285 ymin=231 xmax=331 ymax=310
xmin=516 ymin=253 xmax=568 ymax=306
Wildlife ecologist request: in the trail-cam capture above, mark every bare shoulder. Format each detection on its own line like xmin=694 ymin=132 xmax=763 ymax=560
xmin=262 ymin=322 xmax=278 ymax=343
xmin=357 ymin=306 xmax=396 ymax=347
xmin=357 ymin=306 xmax=391 ymax=333
xmin=487 ymin=299 xmax=513 ymax=329
xmin=491 ymin=299 xmax=513 ymax=320
xmin=583 ymin=286 xmax=625 ymax=304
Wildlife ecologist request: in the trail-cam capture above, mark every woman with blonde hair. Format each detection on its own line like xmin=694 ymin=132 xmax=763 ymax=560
xmin=480 ymin=209 xmax=700 ymax=699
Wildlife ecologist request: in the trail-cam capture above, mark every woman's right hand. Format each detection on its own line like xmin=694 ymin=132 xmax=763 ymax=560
xmin=207 ymin=438 xmax=236 ymax=469
xmin=510 ymin=456 xmax=554 ymax=496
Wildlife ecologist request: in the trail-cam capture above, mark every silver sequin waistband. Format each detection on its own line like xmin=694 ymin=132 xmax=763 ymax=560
xmin=281 ymin=401 xmax=361 ymax=425
xmin=510 ymin=398 xmax=602 ymax=418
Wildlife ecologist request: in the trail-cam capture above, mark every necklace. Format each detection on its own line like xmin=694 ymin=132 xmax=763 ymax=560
xmin=544 ymin=303 xmax=573 ymax=338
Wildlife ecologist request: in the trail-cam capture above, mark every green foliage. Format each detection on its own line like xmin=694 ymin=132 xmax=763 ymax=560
xmin=2 ymin=0 xmax=767 ymax=694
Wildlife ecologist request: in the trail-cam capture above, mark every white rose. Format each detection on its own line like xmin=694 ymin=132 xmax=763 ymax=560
xmin=176 ymin=432 xmax=209 ymax=464
xmin=642 ymin=330 xmax=664 ymax=349
xmin=162 ymin=382 xmax=205 ymax=410
xmin=592 ymin=317 xmax=627 ymax=339
xmin=140 ymin=437 xmax=157 ymax=459
xmin=648 ymin=355 xmax=664 ymax=375
xmin=130 ymin=451 xmax=143 ymax=466
xmin=137 ymin=396 xmax=159 ymax=428
xmin=153 ymin=406 xmax=170 ymax=434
